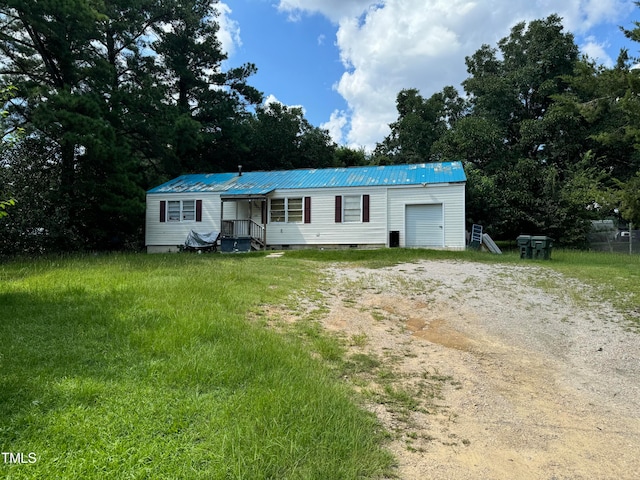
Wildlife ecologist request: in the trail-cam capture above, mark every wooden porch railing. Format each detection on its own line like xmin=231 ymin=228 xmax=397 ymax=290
xmin=222 ymin=219 xmax=265 ymax=248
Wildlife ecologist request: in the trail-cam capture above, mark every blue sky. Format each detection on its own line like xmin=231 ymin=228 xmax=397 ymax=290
xmin=227 ymin=2 xmax=344 ymax=122
xmin=216 ymin=0 xmax=640 ymax=150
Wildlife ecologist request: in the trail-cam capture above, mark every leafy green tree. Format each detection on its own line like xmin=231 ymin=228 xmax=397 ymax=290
xmin=0 ymin=137 xmax=63 ymax=253
xmin=463 ymin=14 xmax=579 ymax=167
xmin=0 ymin=0 xmax=260 ymax=251
xmin=458 ymin=16 xmax=597 ymax=242
xmin=1 ymin=85 xmax=18 ymax=219
xmin=432 ymin=116 xmax=503 ymax=169
xmin=617 ymin=172 xmax=640 ymax=226
xmin=0 ymin=0 xmax=154 ymax=249
xmin=463 ymin=162 xmax=505 ymax=232
xmin=551 ymin=7 xmax=640 ymax=232
xmin=611 ymin=2 xmax=640 ymax=226
xmin=154 ymin=0 xmax=262 ymax=175
xmin=334 ymin=146 xmax=368 ymax=167
xmin=375 ymin=86 xmax=467 ymax=163
xmin=243 ymin=103 xmax=336 ymax=171
xmin=556 ymin=53 xmax=640 ymax=182
xmin=0 ymin=199 xmax=13 ymax=219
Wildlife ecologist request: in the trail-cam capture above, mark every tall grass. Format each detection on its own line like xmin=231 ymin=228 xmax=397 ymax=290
xmin=548 ymin=250 xmax=640 ymax=318
xmin=0 ymin=254 xmax=392 ymax=479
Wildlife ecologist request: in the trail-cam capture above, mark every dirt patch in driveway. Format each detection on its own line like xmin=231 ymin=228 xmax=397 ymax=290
xmin=313 ymin=260 xmax=640 ymax=480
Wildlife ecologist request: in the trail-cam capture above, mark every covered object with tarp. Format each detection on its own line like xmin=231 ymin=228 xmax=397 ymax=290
xmin=181 ymin=230 xmax=219 ymax=252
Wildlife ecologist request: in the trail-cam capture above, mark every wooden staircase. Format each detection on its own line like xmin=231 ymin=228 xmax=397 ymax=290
xmin=222 ymin=219 xmax=266 ymax=251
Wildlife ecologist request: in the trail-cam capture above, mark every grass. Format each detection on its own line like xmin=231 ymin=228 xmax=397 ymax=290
xmin=547 ymin=250 xmax=640 ymax=318
xmin=0 ymin=254 xmax=393 ymax=479
xmin=2 ymin=247 xmax=638 ymax=479
xmin=285 ymin=247 xmax=492 ymax=269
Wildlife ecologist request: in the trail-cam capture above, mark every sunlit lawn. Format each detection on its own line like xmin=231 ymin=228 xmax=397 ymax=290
xmin=0 ymin=254 xmax=392 ymax=479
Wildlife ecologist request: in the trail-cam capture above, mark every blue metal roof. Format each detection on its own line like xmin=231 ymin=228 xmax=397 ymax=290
xmin=147 ymin=162 xmax=466 ymax=195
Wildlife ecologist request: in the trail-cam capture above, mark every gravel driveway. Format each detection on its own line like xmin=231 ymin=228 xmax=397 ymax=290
xmin=315 ymin=260 xmax=640 ymax=480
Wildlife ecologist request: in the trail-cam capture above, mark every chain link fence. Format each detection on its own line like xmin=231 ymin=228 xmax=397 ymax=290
xmin=588 ymin=222 xmax=640 ymax=254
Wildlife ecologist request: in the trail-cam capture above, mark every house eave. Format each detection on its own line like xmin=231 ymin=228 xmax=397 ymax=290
xmin=220 ymin=193 xmax=271 ymax=200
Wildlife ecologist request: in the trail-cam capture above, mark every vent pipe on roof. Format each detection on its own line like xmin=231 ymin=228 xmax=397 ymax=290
xmin=238 ymin=164 xmax=242 ymax=176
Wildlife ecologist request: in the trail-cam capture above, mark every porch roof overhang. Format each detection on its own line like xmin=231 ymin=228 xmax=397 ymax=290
xmin=220 ymin=192 xmax=271 ymax=201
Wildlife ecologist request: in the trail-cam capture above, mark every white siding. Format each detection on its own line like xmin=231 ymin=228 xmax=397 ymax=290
xmin=220 ymin=199 xmax=264 ymax=223
xmin=146 ymin=181 xmax=465 ymax=251
xmin=265 ymin=187 xmax=387 ymax=246
xmin=387 ymin=183 xmax=465 ymax=249
xmin=145 ymin=193 xmax=221 ymax=250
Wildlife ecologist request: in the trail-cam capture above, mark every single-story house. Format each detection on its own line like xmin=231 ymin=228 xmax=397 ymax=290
xmin=145 ymin=161 xmax=466 ymax=253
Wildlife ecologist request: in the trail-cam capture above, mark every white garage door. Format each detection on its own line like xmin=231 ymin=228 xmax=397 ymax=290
xmin=405 ymin=204 xmax=444 ymax=247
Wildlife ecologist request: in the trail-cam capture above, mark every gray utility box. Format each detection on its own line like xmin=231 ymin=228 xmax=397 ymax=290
xmin=389 ymin=231 xmax=400 ymax=248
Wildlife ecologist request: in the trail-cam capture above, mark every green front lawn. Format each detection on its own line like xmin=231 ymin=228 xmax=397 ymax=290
xmin=0 ymin=254 xmax=392 ymax=479
xmin=2 ymin=247 xmax=637 ymax=479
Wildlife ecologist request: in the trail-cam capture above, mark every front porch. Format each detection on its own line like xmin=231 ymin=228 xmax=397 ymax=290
xmin=220 ymin=196 xmax=267 ymax=251
xmin=221 ymin=219 xmax=266 ymax=250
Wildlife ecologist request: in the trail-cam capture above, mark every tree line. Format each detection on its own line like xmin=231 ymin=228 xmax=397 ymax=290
xmin=0 ymin=0 xmax=367 ymax=253
xmin=372 ymin=13 xmax=640 ymax=246
xmin=1 ymin=2 xmax=639 ymax=253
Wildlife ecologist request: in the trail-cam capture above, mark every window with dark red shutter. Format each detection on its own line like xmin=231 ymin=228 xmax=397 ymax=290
xmin=304 ymin=197 xmax=311 ymax=224
xmin=363 ymin=195 xmax=370 ymax=223
xmin=160 ymin=201 xmax=166 ymax=222
xmin=196 ymin=200 xmax=202 ymax=222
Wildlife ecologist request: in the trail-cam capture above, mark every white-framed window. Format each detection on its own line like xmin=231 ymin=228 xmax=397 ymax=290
xmin=270 ymin=197 xmax=303 ymax=223
xmin=287 ymin=197 xmax=303 ymax=223
xmin=270 ymin=198 xmax=285 ymax=223
xmin=343 ymin=195 xmax=362 ymax=223
xmin=335 ymin=194 xmax=370 ymax=223
xmin=168 ymin=200 xmax=195 ymax=222
xmin=182 ymin=200 xmax=195 ymax=221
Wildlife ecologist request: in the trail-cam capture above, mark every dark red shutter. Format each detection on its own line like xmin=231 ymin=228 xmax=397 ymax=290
xmin=304 ymin=197 xmax=311 ymax=224
xmin=335 ymin=196 xmax=342 ymax=223
xmin=196 ymin=200 xmax=202 ymax=222
xmin=363 ymin=195 xmax=370 ymax=223
xmin=160 ymin=201 xmax=166 ymax=222
xmin=261 ymin=200 xmax=267 ymax=224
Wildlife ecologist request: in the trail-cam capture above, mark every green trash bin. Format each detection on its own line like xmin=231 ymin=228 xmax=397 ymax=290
xmin=516 ymin=235 xmax=532 ymax=259
xmin=531 ymin=236 xmax=553 ymax=260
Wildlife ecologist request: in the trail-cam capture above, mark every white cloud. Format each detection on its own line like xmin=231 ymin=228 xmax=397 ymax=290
xmin=321 ymin=110 xmax=349 ymax=144
xmin=277 ymin=0 xmax=376 ymax=23
xmin=580 ymin=0 xmax=634 ymax=31
xmin=214 ymin=2 xmax=242 ymax=57
xmin=264 ymin=94 xmax=306 ymax=114
xmin=332 ymin=0 xmax=531 ymax=148
xmin=278 ymin=0 xmax=637 ymax=149
xmin=581 ymin=36 xmax=615 ymax=67
xmin=263 ymin=93 xmax=283 ymax=108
